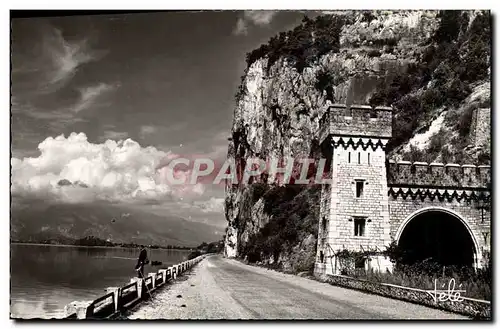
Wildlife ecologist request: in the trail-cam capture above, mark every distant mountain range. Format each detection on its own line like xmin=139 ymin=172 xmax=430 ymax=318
xmin=10 ymin=199 xmax=222 ymax=247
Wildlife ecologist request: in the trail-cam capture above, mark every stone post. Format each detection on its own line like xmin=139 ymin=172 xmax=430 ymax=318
xmin=64 ymin=301 xmax=92 ymax=319
xmin=158 ymin=269 xmax=167 ymax=284
xmin=148 ymin=273 xmax=156 ymax=290
xmin=130 ymin=277 xmax=142 ymax=300
xmin=105 ymin=287 xmax=120 ymax=312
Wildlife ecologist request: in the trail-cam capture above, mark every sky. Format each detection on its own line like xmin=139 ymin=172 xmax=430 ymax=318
xmin=10 ymin=10 xmax=316 ymax=229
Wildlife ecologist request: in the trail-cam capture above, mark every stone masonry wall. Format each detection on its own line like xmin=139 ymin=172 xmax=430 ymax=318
xmin=472 ymin=108 xmax=491 ymax=148
xmin=326 ymin=140 xmax=391 ymax=252
xmin=475 ymin=108 xmax=491 ymax=147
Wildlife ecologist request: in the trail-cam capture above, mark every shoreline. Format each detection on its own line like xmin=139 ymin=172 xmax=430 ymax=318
xmin=10 ymin=242 xmax=193 ymax=251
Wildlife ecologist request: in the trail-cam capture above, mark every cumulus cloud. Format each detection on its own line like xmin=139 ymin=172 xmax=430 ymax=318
xmin=233 ymin=11 xmax=278 ymax=36
xmin=10 ymin=132 xmax=205 ymax=204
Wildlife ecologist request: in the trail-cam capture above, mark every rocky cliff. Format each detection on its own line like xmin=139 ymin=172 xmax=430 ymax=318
xmin=224 ymin=10 xmax=491 ymax=272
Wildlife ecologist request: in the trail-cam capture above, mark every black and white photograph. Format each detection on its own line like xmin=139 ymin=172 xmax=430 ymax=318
xmin=9 ymin=9 xmax=492 ymax=320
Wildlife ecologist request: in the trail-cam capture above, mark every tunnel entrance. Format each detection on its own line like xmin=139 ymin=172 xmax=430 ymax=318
xmin=398 ymin=210 xmax=476 ymax=267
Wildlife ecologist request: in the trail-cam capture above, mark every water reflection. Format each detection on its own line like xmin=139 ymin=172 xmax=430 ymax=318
xmin=10 ymin=244 xmax=190 ymax=319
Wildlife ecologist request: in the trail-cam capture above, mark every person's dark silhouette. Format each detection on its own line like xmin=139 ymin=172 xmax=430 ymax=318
xmin=135 ymin=246 xmax=149 ymax=278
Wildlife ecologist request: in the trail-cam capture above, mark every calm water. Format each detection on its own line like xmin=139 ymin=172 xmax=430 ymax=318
xmin=10 ymin=243 xmax=190 ymax=319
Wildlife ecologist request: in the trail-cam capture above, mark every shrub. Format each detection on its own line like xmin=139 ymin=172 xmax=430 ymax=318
xmin=251 ymin=182 xmax=270 ymax=203
xmin=372 ymin=37 xmax=399 ymax=47
xmin=421 ymin=88 xmax=444 ymax=109
xmin=440 ymin=145 xmax=453 ymax=163
xmin=314 ymin=69 xmax=336 ymax=102
xmin=445 ymin=79 xmax=472 ymax=106
xmin=335 ymin=249 xmax=369 ymax=276
xmin=367 ymin=49 xmax=382 ymax=58
xmin=401 ymin=145 xmax=434 ymax=164
xmin=433 ymin=10 xmax=467 ymax=43
xmin=427 ymin=129 xmax=446 ymax=155
xmin=361 ymin=11 xmax=377 ymax=23
xmin=234 ymin=73 xmax=248 ymax=102
xmin=477 ymin=149 xmax=491 ymax=165
xmin=457 ymin=105 xmax=475 ymax=137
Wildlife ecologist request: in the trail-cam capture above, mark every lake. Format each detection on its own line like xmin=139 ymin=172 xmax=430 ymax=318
xmin=10 ymin=243 xmax=191 ymax=319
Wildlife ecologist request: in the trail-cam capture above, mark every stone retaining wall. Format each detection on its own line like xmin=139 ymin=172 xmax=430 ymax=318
xmin=317 ymin=274 xmax=491 ymax=319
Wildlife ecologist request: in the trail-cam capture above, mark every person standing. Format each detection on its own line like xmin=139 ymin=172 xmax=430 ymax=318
xmin=135 ymin=245 xmax=149 ymax=279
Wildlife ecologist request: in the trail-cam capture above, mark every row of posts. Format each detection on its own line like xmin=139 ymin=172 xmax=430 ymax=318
xmin=63 ymin=254 xmax=208 ymax=319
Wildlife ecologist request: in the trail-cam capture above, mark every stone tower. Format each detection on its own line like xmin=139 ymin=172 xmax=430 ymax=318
xmin=315 ymin=104 xmax=394 ymax=276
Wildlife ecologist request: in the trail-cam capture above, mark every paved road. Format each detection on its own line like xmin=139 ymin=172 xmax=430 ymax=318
xmin=128 ymin=255 xmax=468 ymax=320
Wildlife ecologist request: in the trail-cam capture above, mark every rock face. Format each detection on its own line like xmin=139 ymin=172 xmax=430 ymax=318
xmin=224 ymin=10 xmax=491 ymax=266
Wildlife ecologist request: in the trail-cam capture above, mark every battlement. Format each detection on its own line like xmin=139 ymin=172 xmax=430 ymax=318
xmin=319 ymin=104 xmax=392 ymax=144
xmin=387 ymin=160 xmax=491 ymax=189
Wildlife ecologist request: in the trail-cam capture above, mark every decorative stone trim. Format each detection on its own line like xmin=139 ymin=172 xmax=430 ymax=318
xmin=388 ymin=187 xmax=491 ymax=202
xmin=331 ymin=136 xmax=389 ymax=151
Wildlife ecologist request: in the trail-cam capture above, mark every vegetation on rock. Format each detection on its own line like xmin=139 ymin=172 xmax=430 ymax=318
xmin=240 ymin=185 xmax=320 ymax=273
xmin=245 ymin=15 xmax=349 ymax=74
xmin=369 ymin=10 xmax=490 ymax=158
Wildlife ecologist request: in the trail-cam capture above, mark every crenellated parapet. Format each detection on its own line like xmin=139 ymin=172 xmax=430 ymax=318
xmin=387 ymin=160 xmax=491 ymax=190
xmin=319 ymin=104 xmax=392 ymax=145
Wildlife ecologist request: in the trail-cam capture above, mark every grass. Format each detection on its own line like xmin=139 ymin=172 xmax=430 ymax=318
xmin=350 ymin=262 xmax=491 ymax=301
xmin=334 ymin=244 xmax=491 ymax=301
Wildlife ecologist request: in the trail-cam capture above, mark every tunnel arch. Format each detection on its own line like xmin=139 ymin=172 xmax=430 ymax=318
xmin=395 ymin=207 xmax=480 ymax=268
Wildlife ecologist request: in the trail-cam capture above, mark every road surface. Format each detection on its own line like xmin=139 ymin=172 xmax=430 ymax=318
xmin=128 ymin=255 xmax=468 ymax=320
